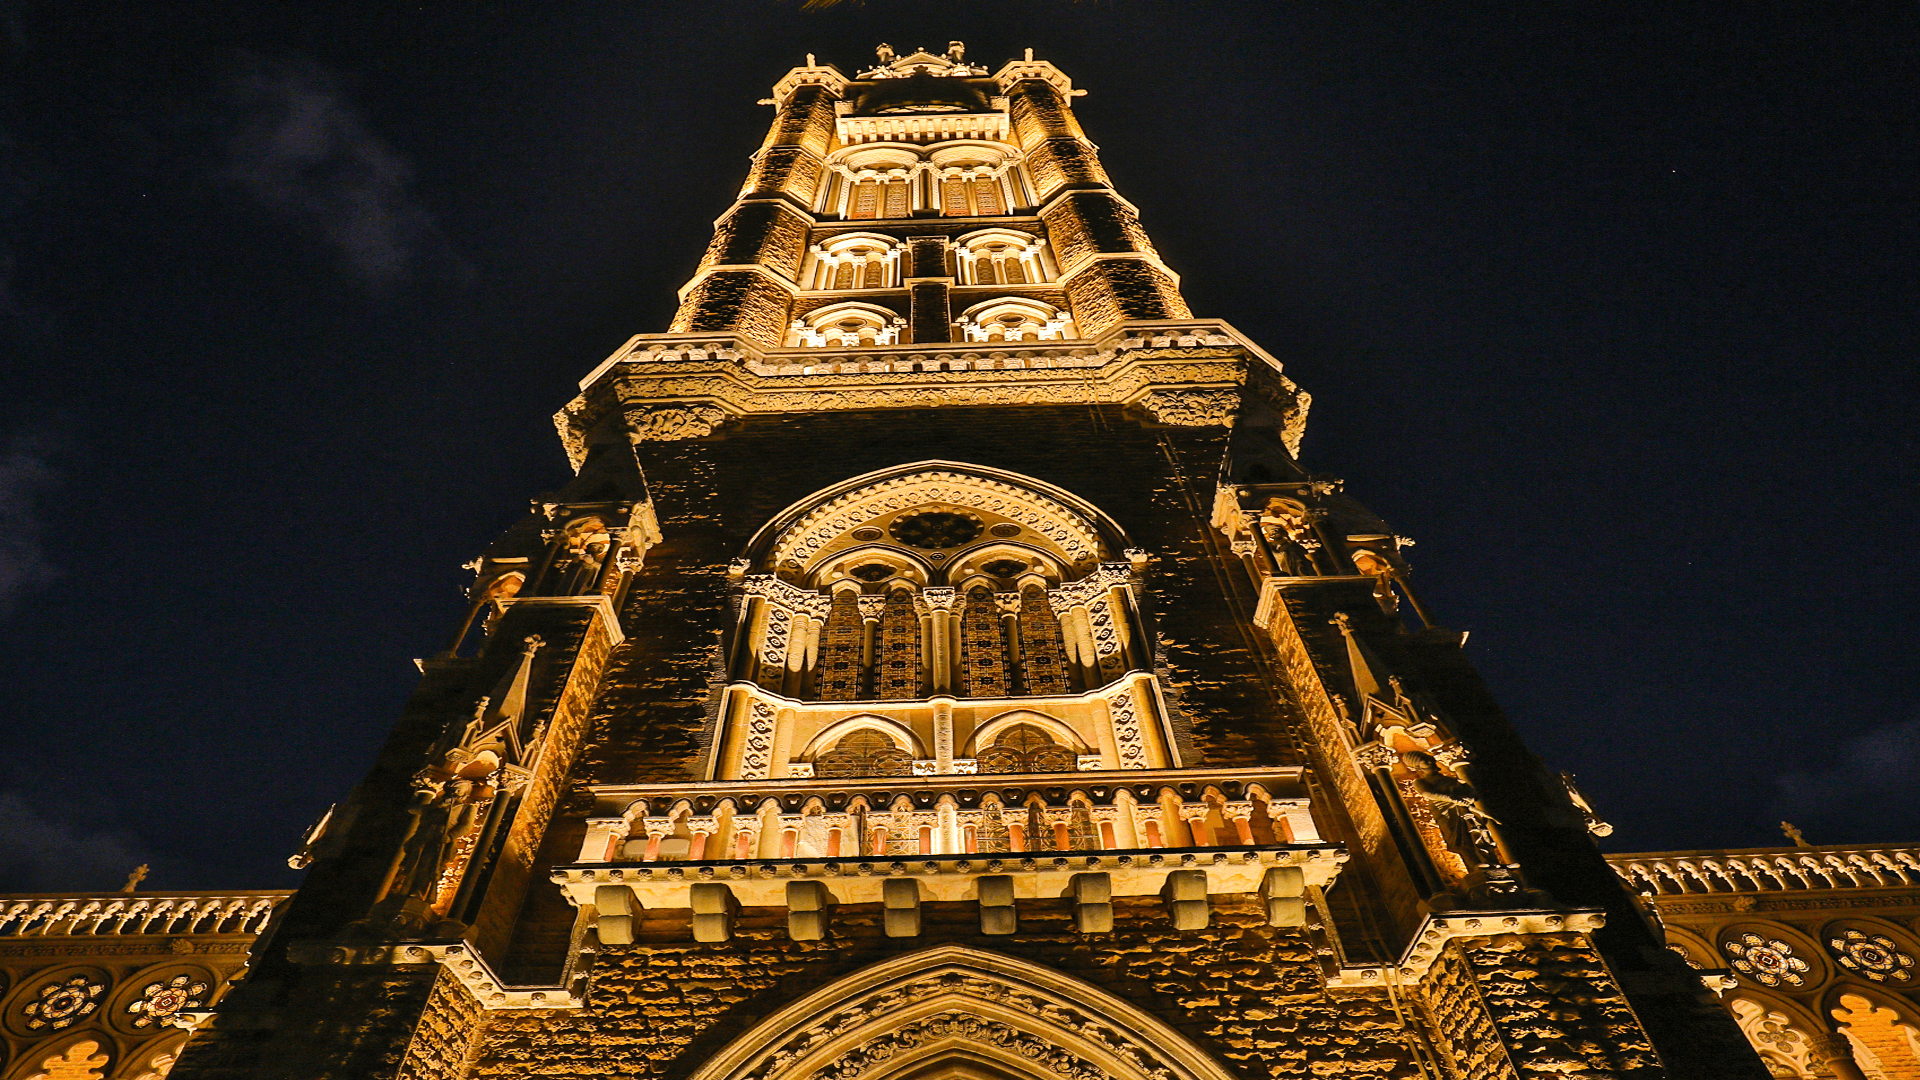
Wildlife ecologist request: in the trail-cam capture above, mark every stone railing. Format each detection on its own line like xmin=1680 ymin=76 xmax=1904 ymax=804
xmin=576 ymin=318 xmax=1257 ymax=389
xmin=578 ymin=768 xmax=1320 ymax=865
xmin=0 ymin=891 xmax=290 ymax=937
xmin=1608 ymin=844 xmax=1920 ymax=896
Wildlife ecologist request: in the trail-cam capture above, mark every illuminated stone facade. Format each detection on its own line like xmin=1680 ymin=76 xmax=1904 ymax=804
xmin=19 ymin=40 xmax=1850 ymax=1080
xmin=0 ymin=892 xmax=286 ymax=1080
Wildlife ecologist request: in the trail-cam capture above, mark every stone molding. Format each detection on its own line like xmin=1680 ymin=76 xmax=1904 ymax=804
xmin=493 ymin=594 xmax=627 ymax=647
xmin=1333 ymin=908 xmax=1608 ymax=986
xmin=684 ymin=944 xmax=1243 ymax=1080
xmin=771 ymin=471 xmax=1107 ymax=569
xmin=555 ymin=319 xmax=1308 ymax=466
xmin=284 ymin=940 xmax=580 ymax=1012
xmin=0 ymin=894 xmax=288 ymax=938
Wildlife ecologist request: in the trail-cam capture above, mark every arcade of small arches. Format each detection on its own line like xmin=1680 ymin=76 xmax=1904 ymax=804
xmin=800 ymin=230 xmax=1056 ymax=294
xmin=601 ymin=779 xmax=1314 ymax=865
xmin=817 ymin=142 xmax=1034 ymax=222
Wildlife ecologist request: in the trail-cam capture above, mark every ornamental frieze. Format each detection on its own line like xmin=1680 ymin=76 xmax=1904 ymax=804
xmin=553 ymin=326 xmax=1310 ymax=466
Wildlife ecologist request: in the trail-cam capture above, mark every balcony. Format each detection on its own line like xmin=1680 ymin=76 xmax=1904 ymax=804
xmin=555 ymin=768 xmax=1344 ymax=943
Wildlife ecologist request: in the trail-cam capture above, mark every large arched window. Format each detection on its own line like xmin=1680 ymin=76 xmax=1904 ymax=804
xmin=955 ymin=229 xmax=1051 ymax=285
xmin=807 ymin=233 xmax=904 ymax=291
xmin=788 ymin=302 xmax=906 ymax=348
xmin=977 ymin=724 xmax=1077 ymax=774
xmin=813 ymin=730 xmax=915 ymax=777
xmin=716 ymin=464 xmax=1177 ymax=787
xmin=956 ymin=297 xmax=1076 ymax=343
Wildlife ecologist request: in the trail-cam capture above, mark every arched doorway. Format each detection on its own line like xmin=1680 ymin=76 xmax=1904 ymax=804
xmin=684 ymin=945 xmax=1238 ymax=1080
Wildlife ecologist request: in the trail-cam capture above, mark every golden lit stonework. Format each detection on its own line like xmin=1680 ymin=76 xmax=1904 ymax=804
xmin=0 ymin=39 xmax=1881 ymax=1080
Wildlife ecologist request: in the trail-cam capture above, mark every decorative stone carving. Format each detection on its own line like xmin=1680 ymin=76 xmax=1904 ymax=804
xmin=24 ymin=974 xmax=105 ymax=1030
xmin=774 ymin=471 xmax=1103 ymax=569
xmin=1828 ymin=927 xmax=1915 ymax=983
xmin=127 ymin=973 xmax=210 ymax=1029
xmin=1723 ymin=931 xmax=1813 ymax=987
xmin=1104 ymin=686 xmax=1148 ymax=769
xmin=1136 ymin=388 xmax=1238 ymax=427
xmin=713 ymin=950 xmax=1226 ymax=1080
xmin=740 ymin=701 xmax=778 ymax=780
xmin=1729 ymin=999 xmax=1824 ymax=1078
xmin=24 ymin=1041 xmax=110 ymax=1080
xmin=626 ymin=403 xmax=728 ymax=442
xmin=814 ymin=1011 xmax=1103 ymax=1080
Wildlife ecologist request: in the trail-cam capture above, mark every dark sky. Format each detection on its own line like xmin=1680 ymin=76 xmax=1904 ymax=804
xmin=0 ymin=1 xmax=1913 ymax=893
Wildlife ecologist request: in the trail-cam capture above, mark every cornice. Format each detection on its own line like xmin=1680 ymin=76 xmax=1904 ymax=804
xmin=676 ymin=262 xmax=801 ymax=303
xmin=557 ymin=321 xmax=1306 ymax=469
xmin=768 ymin=64 xmax=850 ymax=107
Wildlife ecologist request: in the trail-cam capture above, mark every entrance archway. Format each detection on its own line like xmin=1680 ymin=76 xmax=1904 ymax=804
xmin=686 ymin=945 xmax=1238 ymax=1080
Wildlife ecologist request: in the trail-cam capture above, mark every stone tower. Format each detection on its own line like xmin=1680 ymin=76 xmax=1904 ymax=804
xmin=171 ymin=45 xmax=1773 ymax=1080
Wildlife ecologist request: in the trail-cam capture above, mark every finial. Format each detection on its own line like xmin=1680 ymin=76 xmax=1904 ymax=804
xmin=806 ymin=54 xmax=816 ymax=67
xmin=1024 ymin=48 xmax=1034 ymax=62
xmin=1780 ymin=820 xmax=1812 ymax=848
xmin=121 ymin=864 xmax=149 ymax=894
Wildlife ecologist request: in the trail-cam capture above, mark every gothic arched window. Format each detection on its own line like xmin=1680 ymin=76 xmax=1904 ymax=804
xmin=977 ymin=724 xmax=1076 ymax=774
xmin=814 ymin=730 xmax=915 ymax=778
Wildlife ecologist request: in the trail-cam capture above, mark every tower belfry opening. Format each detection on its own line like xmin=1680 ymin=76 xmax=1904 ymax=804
xmin=155 ymin=42 xmax=1788 ymax=1080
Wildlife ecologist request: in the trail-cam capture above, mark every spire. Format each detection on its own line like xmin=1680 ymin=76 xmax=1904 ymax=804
xmin=1330 ymin=611 xmax=1388 ymax=704
xmin=475 ymin=635 xmax=544 ymax=762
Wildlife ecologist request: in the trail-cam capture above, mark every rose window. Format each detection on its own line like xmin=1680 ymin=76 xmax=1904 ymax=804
xmin=888 ymin=510 xmax=983 ymax=550
xmin=1723 ymin=932 xmax=1812 ymax=987
xmin=24 ymin=974 xmax=105 ymax=1030
xmin=128 ymin=974 xmax=211 ymax=1028
xmin=1828 ymin=929 xmax=1916 ymax=983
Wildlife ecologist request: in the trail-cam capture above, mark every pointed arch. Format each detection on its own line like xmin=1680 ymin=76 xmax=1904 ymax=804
xmin=685 ymin=945 xmax=1238 ymax=1080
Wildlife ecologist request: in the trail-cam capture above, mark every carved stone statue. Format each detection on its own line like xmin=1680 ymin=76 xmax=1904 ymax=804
xmin=875 ymin=43 xmax=895 ymax=64
xmin=1400 ymin=750 xmax=1499 ymax=867
xmin=354 ymin=769 xmax=485 ymax=938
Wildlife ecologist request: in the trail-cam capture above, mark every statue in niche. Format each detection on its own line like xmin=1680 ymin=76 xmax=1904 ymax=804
xmin=354 ymin=766 xmax=489 ymax=938
xmin=1399 ymin=750 xmax=1499 ymax=867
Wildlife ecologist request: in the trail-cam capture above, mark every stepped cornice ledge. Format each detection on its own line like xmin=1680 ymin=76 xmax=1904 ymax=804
xmin=556 ymin=319 xmax=1308 ymax=468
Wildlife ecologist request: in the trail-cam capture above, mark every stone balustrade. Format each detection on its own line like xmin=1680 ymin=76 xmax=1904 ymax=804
xmin=576 ymin=768 xmax=1320 ymax=865
xmin=0 ymin=891 xmax=289 ymax=937
xmin=1608 ymin=844 xmax=1920 ymax=895
xmin=576 ymin=318 xmax=1253 ymax=388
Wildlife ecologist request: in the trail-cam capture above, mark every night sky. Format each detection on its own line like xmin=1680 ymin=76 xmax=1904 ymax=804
xmin=0 ymin=2 xmax=1913 ymax=893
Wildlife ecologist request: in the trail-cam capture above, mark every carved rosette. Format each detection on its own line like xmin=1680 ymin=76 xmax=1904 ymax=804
xmin=626 ymin=403 xmax=729 ymax=442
